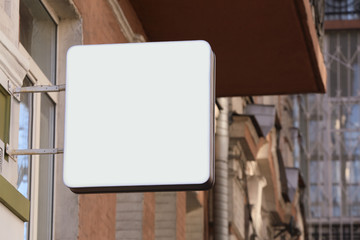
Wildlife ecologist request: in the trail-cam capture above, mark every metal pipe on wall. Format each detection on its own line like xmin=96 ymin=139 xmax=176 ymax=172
xmin=214 ymin=97 xmax=229 ymax=240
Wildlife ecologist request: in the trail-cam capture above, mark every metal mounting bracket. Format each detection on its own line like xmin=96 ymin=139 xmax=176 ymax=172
xmin=13 ymin=84 xmax=66 ymax=94
xmin=6 ymin=144 xmax=64 ymax=156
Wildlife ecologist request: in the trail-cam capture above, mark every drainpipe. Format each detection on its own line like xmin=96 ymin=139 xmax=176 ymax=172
xmin=214 ymin=97 xmax=229 ymax=240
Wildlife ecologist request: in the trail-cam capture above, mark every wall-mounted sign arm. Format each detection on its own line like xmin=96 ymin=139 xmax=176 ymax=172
xmin=6 ymin=144 xmax=63 ymax=156
xmin=13 ymin=84 xmax=66 ymax=94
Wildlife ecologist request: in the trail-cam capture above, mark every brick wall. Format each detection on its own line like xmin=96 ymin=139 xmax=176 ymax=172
xmin=116 ymin=193 xmax=144 ymax=239
xmin=72 ymin=0 xmax=125 ymax=238
xmin=155 ymin=192 xmax=177 ymax=239
xmin=154 ymin=192 xmax=186 ymax=239
xmin=143 ymin=192 xmax=155 ymax=240
xmin=78 ymin=194 xmax=117 ymax=240
xmin=176 ymin=192 xmax=186 ymax=240
xmin=69 ymin=1 xmax=148 ymax=239
xmin=186 ymin=208 xmax=204 ymax=240
xmin=73 ymin=0 xmax=127 ymax=44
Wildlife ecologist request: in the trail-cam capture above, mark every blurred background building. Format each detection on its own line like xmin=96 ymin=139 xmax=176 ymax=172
xmin=0 ymin=0 xmax=327 ymax=240
xmin=294 ymin=0 xmax=360 ymax=239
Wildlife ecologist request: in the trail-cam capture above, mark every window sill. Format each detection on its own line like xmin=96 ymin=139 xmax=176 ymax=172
xmin=0 ymin=175 xmax=30 ymax=222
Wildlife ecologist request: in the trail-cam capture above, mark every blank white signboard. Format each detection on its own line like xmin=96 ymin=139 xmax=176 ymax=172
xmin=64 ymin=40 xmax=215 ymax=193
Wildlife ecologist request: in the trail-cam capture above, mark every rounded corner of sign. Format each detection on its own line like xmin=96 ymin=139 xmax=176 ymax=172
xmin=66 ymin=45 xmax=81 ymax=59
xmin=189 ymin=40 xmax=213 ymax=57
xmin=197 ymin=40 xmax=212 ymax=50
xmin=68 ymin=187 xmax=81 ymax=194
xmin=199 ymin=176 xmax=215 ymax=190
xmin=63 ymin=180 xmax=89 ymax=194
xmin=197 ymin=171 xmax=215 ymax=190
xmin=63 ymin=174 xmax=76 ymax=190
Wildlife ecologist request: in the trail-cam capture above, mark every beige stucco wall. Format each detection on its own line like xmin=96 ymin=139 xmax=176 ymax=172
xmin=0 ymin=1 xmax=28 ymax=239
xmin=0 ymin=203 xmax=24 ymax=240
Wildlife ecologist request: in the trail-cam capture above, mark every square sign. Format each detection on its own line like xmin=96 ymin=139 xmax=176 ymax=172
xmin=64 ymin=40 xmax=215 ymax=193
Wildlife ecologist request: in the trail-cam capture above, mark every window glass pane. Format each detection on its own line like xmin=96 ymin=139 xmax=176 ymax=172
xmin=345 ymin=160 xmax=360 ymax=184
xmin=343 ymin=104 xmax=360 ymax=129
xmin=342 ymin=131 xmax=360 ymax=155
xmin=346 ymin=185 xmax=360 ymax=216
xmin=310 ymin=205 xmax=321 ymax=218
xmin=17 ymin=77 xmax=33 ymax=199
xmin=340 ymin=64 xmax=348 ymax=97
xmin=340 ymin=32 xmax=348 ymax=57
xmin=330 ymin=103 xmax=339 ymax=130
xmin=332 ymin=160 xmax=340 ymax=183
xmin=37 ymin=93 xmax=55 ymax=239
xmin=351 ymin=59 xmax=360 ymax=96
xmin=20 ymin=0 xmax=56 ymax=84
xmin=17 ymin=78 xmax=32 ymax=240
xmin=309 ymin=118 xmax=319 ymax=146
xmin=329 ymin=32 xmax=337 ymax=55
xmin=329 ymin=60 xmax=338 ymax=97
xmin=310 ymin=160 xmax=324 ymax=184
xmin=350 ymin=31 xmax=358 ymax=54
xmin=332 ymin=185 xmax=341 ymax=217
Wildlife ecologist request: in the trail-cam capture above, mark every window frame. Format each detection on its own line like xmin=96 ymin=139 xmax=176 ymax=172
xmin=18 ymin=0 xmax=59 ymax=238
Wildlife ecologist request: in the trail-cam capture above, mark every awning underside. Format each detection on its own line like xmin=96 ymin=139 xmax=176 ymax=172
xmin=129 ymin=0 xmax=326 ymax=97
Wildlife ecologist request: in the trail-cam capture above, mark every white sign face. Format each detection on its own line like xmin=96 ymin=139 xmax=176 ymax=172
xmin=64 ymin=41 xmax=215 ymax=193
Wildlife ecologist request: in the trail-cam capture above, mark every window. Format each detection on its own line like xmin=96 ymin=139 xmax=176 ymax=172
xmin=37 ymin=93 xmax=55 ymax=239
xmin=17 ymin=77 xmax=33 ymax=239
xmin=17 ymin=77 xmax=33 ymax=199
xmin=17 ymin=79 xmax=56 ymax=240
xmin=296 ymin=28 xmax=360 ymax=239
xmin=327 ymin=31 xmax=360 ymax=97
xmin=18 ymin=0 xmax=57 ymax=239
xmin=20 ymin=0 xmax=57 ymax=84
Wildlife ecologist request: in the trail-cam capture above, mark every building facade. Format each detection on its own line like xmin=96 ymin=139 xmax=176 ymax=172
xmin=0 ymin=0 xmax=325 ymax=240
xmin=295 ymin=0 xmax=360 ymax=239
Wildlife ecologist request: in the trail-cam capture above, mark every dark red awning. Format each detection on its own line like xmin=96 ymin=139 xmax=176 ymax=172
xmin=128 ymin=0 xmax=326 ymax=97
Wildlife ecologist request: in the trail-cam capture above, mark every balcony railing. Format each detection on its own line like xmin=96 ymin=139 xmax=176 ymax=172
xmin=325 ymin=0 xmax=360 ymax=20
